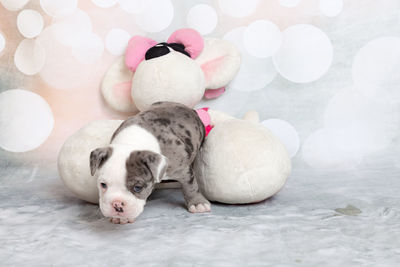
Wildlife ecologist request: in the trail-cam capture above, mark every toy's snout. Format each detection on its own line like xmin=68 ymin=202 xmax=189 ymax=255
xmin=145 ymin=42 xmax=190 ymax=60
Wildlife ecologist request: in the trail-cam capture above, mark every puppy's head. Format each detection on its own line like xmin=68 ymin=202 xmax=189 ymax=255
xmin=90 ymin=145 xmax=167 ymax=221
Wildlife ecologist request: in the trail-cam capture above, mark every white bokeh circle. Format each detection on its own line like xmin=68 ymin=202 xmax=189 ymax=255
xmin=38 ymin=26 xmax=105 ymax=90
xmin=303 ymin=86 xmax=399 ymax=169
xmin=302 ymin=128 xmax=364 ymax=169
xmin=319 ymin=0 xmax=343 ymax=17
xmin=273 ymin=24 xmax=333 ymax=83
xmin=105 ymin=28 xmax=131 ymax=56
xmin=0 ymin=89 xmax=54 ymax=153
xmin=279 ymin=0 xmax=301 ymax=8
xmin=0 ymin=33 xmax=5 ymax=53
xmin=0 ymin=0 xmax=29 ymax=11
xmin=40 ymin=0 xmax=78 ymax=18
xmin=118 ymin=0 xmax=151 ymax=14
xmin=352 ymin=36 xmax=400 ymax=103
xmin=51 ymin=9 xmax=92 ymax=47
xmin=244 ymin=20 xmax=282 ymax=58
xmin=218 ymin=0 xmax=259 ymax=18
xmin=17 ymin=9 xmax=44 ymax=39
xmin=14 ymin=39 xmax=46 ymax=75
xmin=187 ymin=4 xmax=218 ymax=35
xmin=72 ymin=33 xmax=104 ymax=64
xmin=135 ymin=0 xmax=173 ymax=32
xmin=224 ymin=27 xmax=277 ymax=92
xmin=262 ymin=119 xmax=300 ymax=157
xmin=324 ymin=89 xmax=397 ymax=151
xmin=92 ymin=0 xmax=117 ymax=8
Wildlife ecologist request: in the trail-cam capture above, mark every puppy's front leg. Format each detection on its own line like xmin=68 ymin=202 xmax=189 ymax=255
xmin=175 ymin=166 xmax=211 ymax=213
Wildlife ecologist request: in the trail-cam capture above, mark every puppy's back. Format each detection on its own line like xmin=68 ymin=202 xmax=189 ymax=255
xmin=112 ymin=102 xmax=205 ymax=172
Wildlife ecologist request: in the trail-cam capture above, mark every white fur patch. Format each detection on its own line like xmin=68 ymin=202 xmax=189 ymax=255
xmin=97 ymin=125 xmax=161 ymax=219
xmin=111 ymin=124 xmax=161 ymax=153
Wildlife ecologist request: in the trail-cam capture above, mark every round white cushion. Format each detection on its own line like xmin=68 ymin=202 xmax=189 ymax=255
xmin=194 ymin=119 xmax=291 ymax=204
xmin=58 ymin=120 xmax=123 ymax=204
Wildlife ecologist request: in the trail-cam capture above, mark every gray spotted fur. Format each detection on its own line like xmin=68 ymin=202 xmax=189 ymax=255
xmin=112 ymin=101 xmax=209 ymax=207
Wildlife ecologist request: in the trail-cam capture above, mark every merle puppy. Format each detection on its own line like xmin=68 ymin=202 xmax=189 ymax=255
xmin=90 ymin=102 xmax=210 ymax=224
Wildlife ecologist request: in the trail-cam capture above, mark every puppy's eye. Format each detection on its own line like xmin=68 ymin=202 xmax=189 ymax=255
xmin=100 ymin=183 xmax=107 ymax=189
xmin=133 ymin=185 xmax=143 ymax=193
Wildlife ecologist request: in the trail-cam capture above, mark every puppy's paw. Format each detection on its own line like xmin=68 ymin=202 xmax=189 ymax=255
xmin=188 ymin=202 xmax=211 ymax=213
xmin=109 ymin=217 xmax=135 ymax=224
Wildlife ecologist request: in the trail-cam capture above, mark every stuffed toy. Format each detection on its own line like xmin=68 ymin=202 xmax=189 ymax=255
xmin=58 ymin=109 xmax=291 ymax=204
xmin=101 ymin=28 xmax=241 ymax=113
xmin=194 ymin=109 xmax=291 ymax=204
xmin=58 ymin=28 xmax=291 ymax=205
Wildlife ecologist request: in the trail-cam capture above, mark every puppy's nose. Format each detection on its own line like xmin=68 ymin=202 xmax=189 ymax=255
xmin=112 ymin=200 xmax=125 ymax=213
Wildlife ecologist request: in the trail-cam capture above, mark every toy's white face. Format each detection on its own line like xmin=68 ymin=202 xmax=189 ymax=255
xmin=96 ymin=148 xmax=146 ymax=223
xmin=132 ymin=51 xmax=206 ymax=111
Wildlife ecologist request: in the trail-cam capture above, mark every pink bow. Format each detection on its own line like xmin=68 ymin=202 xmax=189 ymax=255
xmin=125 ymin=28 xmax=204 ymax=72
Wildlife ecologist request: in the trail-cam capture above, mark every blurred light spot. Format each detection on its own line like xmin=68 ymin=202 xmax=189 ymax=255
xmin=218 ymin=0 xmax=259 ymax=18
xmin=352 ymin=36 xmax=400 ymax=103
xmin=14 ymin=39 xmax=46 ymax=75
xmin=105 ymin=28 xmax=131 ymax=56
xmin=0 ymin=89 xmax=54 ymax=152
xmin=134 ymin=0 xmax=173 ymax=33
xmin=279 ymin=0 xmax=301 ymax=8
xmin=319 ymin=0 xmax=343 ymax=17
xmin=224 ymin=27 xmax=277 ymax=92
xmin=262 ymin=119 xmax=300 ymax=157
xmin=244 ymin=20 xmax=282 ymax=58
xmin=273 ymin=24 xmax=333 ymax=83
xmin=38 ymin=27 xmax=104 ymax=90
xmin=187 ymin=4 xmax=218 ymax=35
xmin=0 ymin=0 xmax=29 ymax=11
xmin=0 ymin=33 xmax=5 ymax=53
xmin=72 ymin=33 xmax=104 ymax=64
xmin=117 ymin=0 xmax=151 ymax=14
xmin=92 ymin=0 xmax=117 ymax=8
xmin=51 ymin=9 xmax=92 ymax=47
xmin=17 ymin=9 xmax=44 ymax=38
xmin=40 ymin=0 xmax=78 ymax=18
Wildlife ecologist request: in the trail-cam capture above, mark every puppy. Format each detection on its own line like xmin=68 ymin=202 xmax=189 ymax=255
xmin=90 ymin=102 xmax=211 ymax=224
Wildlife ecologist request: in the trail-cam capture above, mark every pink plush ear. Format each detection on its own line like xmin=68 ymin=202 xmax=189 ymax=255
xmin=167 ymin=28 xmax=204 ymax=59
xmin=195 ymin=38 xmax=241 ymax=93
xmin=125 ymin=36 xmax=157 ymax=72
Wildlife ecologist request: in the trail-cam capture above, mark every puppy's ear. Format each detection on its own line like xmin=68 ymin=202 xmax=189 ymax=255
xmin=90 ymin=147 xmax=113 ymax=176
xmin=127 ymin=151 xmax=168 ymax=183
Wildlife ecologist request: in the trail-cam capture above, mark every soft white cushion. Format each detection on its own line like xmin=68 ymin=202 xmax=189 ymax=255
xmin=195 ymin=119 xmax=291 ymax=204
xmin=58 ymin=120 xmax=123 ymax=204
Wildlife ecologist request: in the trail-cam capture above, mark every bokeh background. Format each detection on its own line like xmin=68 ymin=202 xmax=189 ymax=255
xmin=1 ymin=1 xmax=400 ymax=266
xmin=0 ymin=0 xmax=399 ymax=175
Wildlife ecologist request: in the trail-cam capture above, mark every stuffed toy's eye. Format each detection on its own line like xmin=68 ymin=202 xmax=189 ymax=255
xmin=167 ymin=43 xmax=190 ymax=57
xmin=133 ymin=185 xmax=143 ymax=193
xmin=100 ymin=182 xmax=107 ymax=189
xmin=145 ymin=42 xmax=190 ymax=60
xmin=145 ymin=43 xmax=170 ymax=60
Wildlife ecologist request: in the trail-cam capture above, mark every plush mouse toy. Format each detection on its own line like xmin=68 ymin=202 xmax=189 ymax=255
xmin=101 ymin=28 xmax=241 ymax=113
xmin=58 ymin=28 xmax=291 ymax=206
xmin=58 ymin=109 xmax=291 ymax=205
